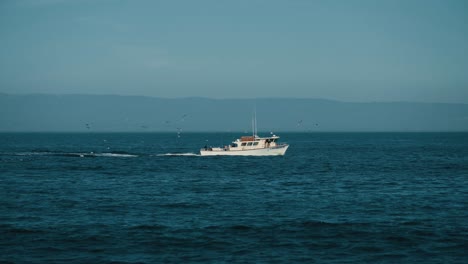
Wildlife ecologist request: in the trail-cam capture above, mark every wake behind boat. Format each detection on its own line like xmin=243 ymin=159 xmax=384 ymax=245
xmin=200 ymin=134 xmax=289 ymax=156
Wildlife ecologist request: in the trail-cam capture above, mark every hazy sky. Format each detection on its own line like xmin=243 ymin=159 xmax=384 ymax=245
xmin=1 ymin=0 xmax=467 ymax=103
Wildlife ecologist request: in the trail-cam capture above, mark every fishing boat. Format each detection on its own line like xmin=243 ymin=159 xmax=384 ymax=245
xmin=199 ymin=113 xmax=289 ymax=156
xmin=200 ymin=134 xmax=289 ymax=156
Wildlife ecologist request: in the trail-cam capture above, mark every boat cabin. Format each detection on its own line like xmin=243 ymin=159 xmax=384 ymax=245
xmin=228 ymin=135 xmax=280 ymax=150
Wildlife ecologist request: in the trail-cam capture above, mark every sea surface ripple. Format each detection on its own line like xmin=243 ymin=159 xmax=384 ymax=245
xmin=1 ymin=132 xmax=467 ymax=263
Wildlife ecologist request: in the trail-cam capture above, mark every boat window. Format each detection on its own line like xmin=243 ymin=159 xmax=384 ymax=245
xmin=253 ymin=142 xmax=259 ymax=146
xmin=231 ymin=143 xmax=238 ymax=148
xmin=247 ymin=142 xmax=253 ymax=146
xmin=241 ymin=143 xmax=247 ymax=146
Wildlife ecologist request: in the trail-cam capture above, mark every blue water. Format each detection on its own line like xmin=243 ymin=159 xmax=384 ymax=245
xmin=1 ymin=132 xmax=467 ymax=263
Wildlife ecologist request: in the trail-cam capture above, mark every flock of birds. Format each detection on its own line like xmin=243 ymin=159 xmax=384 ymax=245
xmin=83 ymin=113 xmax=189 ymax=139
xmin=296 ymin=120 xmax=319 ymax=128
xmin=84 ymin=116 xmax=318 ymax=137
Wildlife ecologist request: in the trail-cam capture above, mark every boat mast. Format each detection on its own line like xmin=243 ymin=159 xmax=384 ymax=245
xmin=255 ymin=107 xmax=257 ymax=137
xmin=252 ymin=105 xmax=257 ymax=138
xmin=251 ymin=111 xmax=255 ymax=139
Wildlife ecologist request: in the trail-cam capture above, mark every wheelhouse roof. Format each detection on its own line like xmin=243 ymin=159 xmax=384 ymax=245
xmin=235 ymin=135 xmax=279 ymax=143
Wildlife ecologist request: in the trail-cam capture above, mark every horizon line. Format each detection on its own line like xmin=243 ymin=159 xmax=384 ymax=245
xmin=1 ymin=92 xmax=467 ymax=105
xmin=1 ymin=130 xmax=468 ymax=133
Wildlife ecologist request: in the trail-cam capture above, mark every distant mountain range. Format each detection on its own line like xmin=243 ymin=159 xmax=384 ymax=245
xmin=1 ymin=93 xmax=467 ymax=132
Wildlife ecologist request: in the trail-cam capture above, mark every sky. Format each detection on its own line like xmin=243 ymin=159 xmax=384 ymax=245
xmin=0 ymin=0 xmax=467 ymax=103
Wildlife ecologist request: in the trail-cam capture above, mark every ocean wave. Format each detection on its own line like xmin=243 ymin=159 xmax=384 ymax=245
xmin=1 ymin=226 xmax=46 ymax=235
xmin=128 ymin=224 xmax=168 ymax=231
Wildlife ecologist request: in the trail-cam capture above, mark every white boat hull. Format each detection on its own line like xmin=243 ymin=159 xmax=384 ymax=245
xmin=200 ymin=145 xmax=289 ymax=156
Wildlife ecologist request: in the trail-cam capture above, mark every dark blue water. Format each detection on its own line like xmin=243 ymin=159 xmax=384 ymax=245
xmin=1 ymin=132 xmax=467 ymax=263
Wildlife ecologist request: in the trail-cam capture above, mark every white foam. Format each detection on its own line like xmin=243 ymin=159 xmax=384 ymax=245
xmin=69 ymin=152 xmax=137 ymax=158
xmin=15 ymin=152 xmax=52 ymax=156
xmin=157 ymin=153 xmax=200 ymax=157
xmin=14 ymin=152 xmax=137 ymax=158
xmin=94 ymin=153 xmax=137 ymax=158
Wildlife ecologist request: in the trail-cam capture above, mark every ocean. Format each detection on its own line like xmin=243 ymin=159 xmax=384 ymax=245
xmin=1 ymin=132 xmax=467 ymax=263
